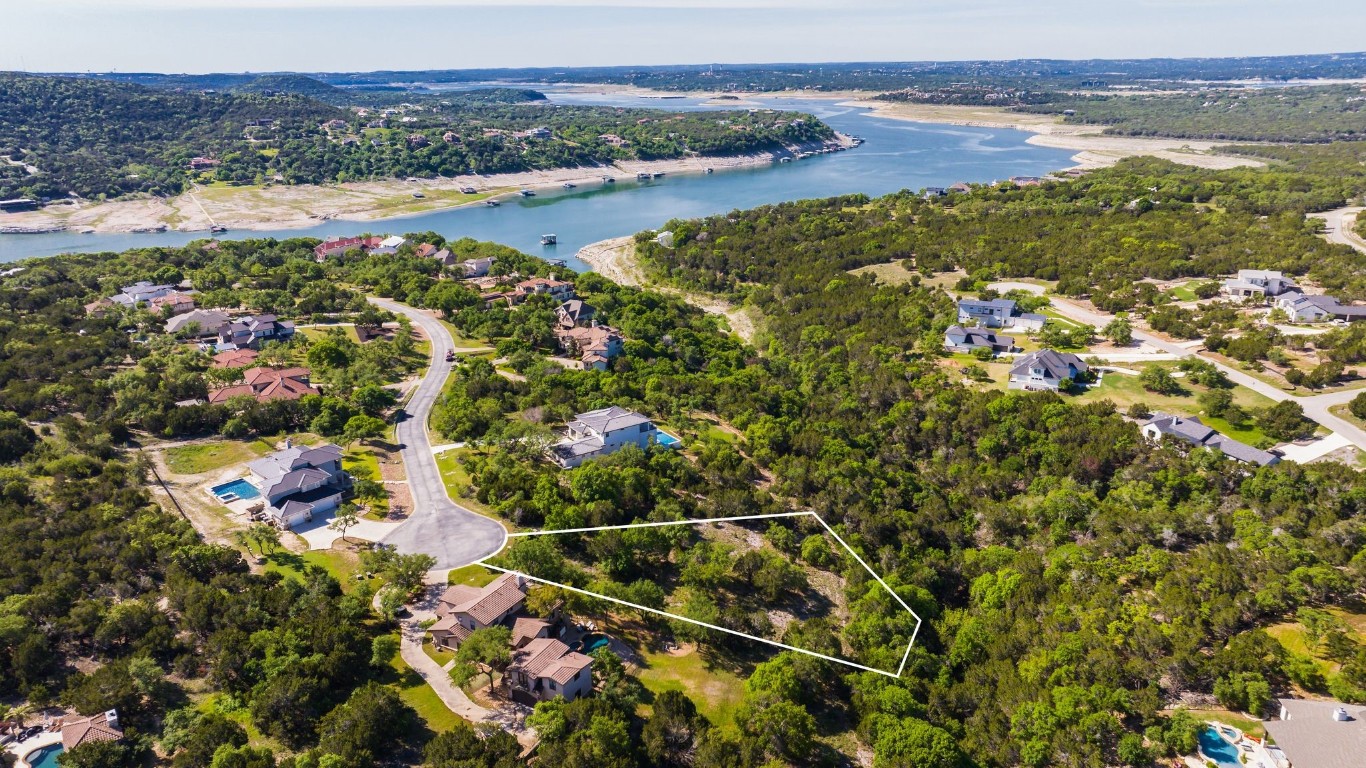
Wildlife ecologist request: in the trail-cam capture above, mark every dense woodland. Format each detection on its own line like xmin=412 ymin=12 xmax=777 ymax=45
xmin=3 ymin=129 xmax=1366 ymax=767
xmin=0 ymin=74 xmax=832 ymax=201
xmin=1014 ymin=85 xmax=1366 ymax=142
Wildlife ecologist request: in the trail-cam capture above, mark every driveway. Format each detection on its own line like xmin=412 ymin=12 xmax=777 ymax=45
xmin=367 ymin=297 xmax=508 ymax=573
xmin=1309 ymin=206 xmax=1366 ymax=255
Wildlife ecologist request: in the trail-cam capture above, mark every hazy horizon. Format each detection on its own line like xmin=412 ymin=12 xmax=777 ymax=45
xmin=7 ymin=1 xmax=1366 ymax=75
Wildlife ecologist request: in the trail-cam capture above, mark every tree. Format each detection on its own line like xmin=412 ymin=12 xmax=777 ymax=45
xmin=370 ymin=635 xmax=400 ymax=668
xmin=870 ymin=715 xmax=967 ymax=768
xmin=343 ymin=415 xmax=387 ymax=447
xmin=316 ymin=682 xmax=415 ymax=768
xmin=328 ymin=504 xmax=360 ymax=543
xmin=642 ymin=690 xmax=708 ymax=766
xmin=1258 ymin=400 xmax=1315 ymax=441
xmin=1103 ymin=316 xmax=1133 ymax=346
xmin=452 ymin=626 xmax=512 ymax=693
xmin=424 ymin=721 xmax=520 ymax=768
xmin=351 ymin=384 xmax=397 ymax=417
xmin=0 ymin=411 xmax=37 ymax=463
xmin=1199 ymin=388 xmax=1234 ymax=418
xmin=58 ymin=739 xmax=149 ymax=768
xmin=1349 ymin=391 xmax=1366 ymax=420
xmin=1140 ymin=364 xmax=1182 ymax=395
xmin=739 ymin=699 xmax=815 ymax=761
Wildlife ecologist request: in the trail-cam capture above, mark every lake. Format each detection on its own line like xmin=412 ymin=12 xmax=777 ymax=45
xmin=0 ymin=95 xmax=1077 ymax=268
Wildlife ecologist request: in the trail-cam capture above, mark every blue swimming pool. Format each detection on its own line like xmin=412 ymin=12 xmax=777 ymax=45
xmin=25 ymin=745 xmax=64 ymax=768
xmin=655 ymin=431 xmax=681 ymax=447
xmin=573 ymin=633 xmax=611 ymax=654
xmin=1198 ymin=727 xmax=1242 ymax=768
xmin=211 ymin=478 xmax=261 ymax=501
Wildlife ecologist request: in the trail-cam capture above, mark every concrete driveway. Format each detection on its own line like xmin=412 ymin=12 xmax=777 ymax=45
xmin=368 ymin=297 xmax=508 ymax=573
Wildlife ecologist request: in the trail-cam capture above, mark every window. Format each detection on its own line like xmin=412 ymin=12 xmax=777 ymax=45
xmin=548 ymin=681 xmax=556 ymax=690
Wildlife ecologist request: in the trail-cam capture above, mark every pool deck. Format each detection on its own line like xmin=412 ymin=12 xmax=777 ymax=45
xmin=10 ymin=732 xmax=62 ymax=768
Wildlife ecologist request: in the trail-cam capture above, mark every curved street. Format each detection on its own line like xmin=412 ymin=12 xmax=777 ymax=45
xmin=367 ymin=297 xmax=508 ymax=572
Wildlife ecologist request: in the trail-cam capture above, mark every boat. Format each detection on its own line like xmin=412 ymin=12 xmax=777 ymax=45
xmin=210 ymin=225 xmax=227 ymax=233
xmin=636 ymin=172 xmax=651 ymax=180
xmin=545 ymin=258 xmax=566 ymax=267
xmin=652 ymin=172 xmax=665 ymax=178
xmin=704 ymin=168 xmax=714 ymax=174
xmin=602 ymin=176 xmax=615 ymax=183
xmin=563 ymin=182 xmax=577 ymax=189
xmin=412 ymin=192 xmax=425 ymax=198
xmin=460 ymin=186 xmax=478 ymax=194
xmin=485 ymin=199 xmax=500 ymax=207
xmin=519 ymin=189 xmax=535 ymax=197
xmin=778 ymin=157 xmax=792 ymax=163
xmin=541 ymin=234 xmax=558 ymax=245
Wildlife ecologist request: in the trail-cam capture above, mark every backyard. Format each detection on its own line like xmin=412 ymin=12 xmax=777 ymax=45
xmin=163 ymin=437 xmax=276 ymax=475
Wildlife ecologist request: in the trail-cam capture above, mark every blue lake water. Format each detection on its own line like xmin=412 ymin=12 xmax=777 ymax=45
xmin=0 ymin=94 xmax=1077 ymax=268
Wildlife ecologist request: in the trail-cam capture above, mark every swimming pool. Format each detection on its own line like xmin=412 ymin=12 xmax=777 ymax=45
xmin=655 ymin=431 xmax=681 ymax=448
xmin=1198 ymin=727 xmax=1242 ymax=768
xmin=211 ymin=478 xmax=261 ymax=501
xmin=25 ymin=745 xmax=64 ymax=768
xmin=573 ymin=633 xmax=611 ymax=654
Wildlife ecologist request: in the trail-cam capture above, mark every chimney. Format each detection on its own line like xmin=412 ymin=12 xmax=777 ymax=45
xmin=104 ymin=709 xmax=119 ymax=729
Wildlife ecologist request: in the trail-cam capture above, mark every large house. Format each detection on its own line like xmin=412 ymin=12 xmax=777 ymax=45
xmin=211 ymin=348 xmax=260 ymax=369
xmin=457 ymin=256 xmax=497 ymax=278
xmin=515 ymin=278 xmax=576 ymax=303
xmin=1221 ymin=269 xmax=1297 ymax=298
xmin=148 ymin=292 xmax=197 ymax=316
xmin=247 ymin=442 xmax=350 ymax=528
xmin=507 ymin=638 xmax=594 ymax=704
xmin=1008 ymin=349 xmax=1088 ymax=391
xmin=370 ymin=235 xmax=408 ymax=254
xmin=1141 ymin=413 xmax=1280 ymax=467
xmin=208 ymin=366 xmax=320 ymax=404
xmin=216 ymin=314 xmax=296 ymax=350
xmin=61 ymin=710 xmax=123 ymax=751
xmin=429 ymin=573 xmax=531 ymax=648
xmin=555 ymin=300 xmax=596 ymax=329
xmin=554 ymin=325 xmax=624 ymax=371
xmin=110 ymin=280 xmax=180 ymax=307
xmin=550 ymin=406 xmax=662 ymax=468
xmin=957 ymin=298 xmax=1045 ymax=331
xmin=1274 ymin=291 xmax=1366 ymax=323
xmin=313 ymin=236 xmax=383 ymax=261
xmin=426 ymin=574 xmax=594 ymax=704
xmin=166 ymin=309 xmax=232 ymax=337
xmin=943 ymin=325 xmax=1016 ymax=354
xmin=1263 ymin=698 xmax=1366 ymax=768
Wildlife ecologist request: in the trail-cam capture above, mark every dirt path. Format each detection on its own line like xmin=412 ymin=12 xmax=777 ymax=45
xmin=576 ymin=236 xmax=759 ymax=344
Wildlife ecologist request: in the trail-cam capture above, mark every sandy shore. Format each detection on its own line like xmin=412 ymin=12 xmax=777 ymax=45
xmin=575 ymin=235 xmax=758 ymax=343
xmin=0 ymin=137 xmax=850 ymax=235
xmin=845 ymin=100 xmax=1264 ymax=170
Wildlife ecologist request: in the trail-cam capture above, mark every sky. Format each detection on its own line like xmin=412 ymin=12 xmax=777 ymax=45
xmin=5 ymin=0 xmax=1364 ymax=74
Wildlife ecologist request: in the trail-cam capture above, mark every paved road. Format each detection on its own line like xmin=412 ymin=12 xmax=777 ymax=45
xmin=1310 ymin=206 xmax=1366 ymax=255
xmin=368 ymin=297 xmax=507 ymax=571
xmin=1047 ymin=297 xmax=1366 ymax=452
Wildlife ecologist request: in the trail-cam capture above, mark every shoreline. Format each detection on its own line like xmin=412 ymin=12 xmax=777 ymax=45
xmin=844 ymin=100 xmax=1264 ymax=170
xmin=0 ymin=136 xmax=852 ymax=236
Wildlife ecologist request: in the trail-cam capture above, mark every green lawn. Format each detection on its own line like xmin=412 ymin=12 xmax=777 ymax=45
xmin=423 ymin=639 xmax=457 ymax=668
xmin=435 ymin=448 xmax=500 ymax=517
xmin=299 ymin=325 xmax=362 ymax=343
xmin=164 ymin=438 xmax=275 ymax=474
xmin=634 ymin=647 xmax=747 ymax=734
xmin=447 ymin=563 xmax=499 ymax=588
xmin=262 ymin=547 xmax=376 ymax=594
xmin=343 ymin=447 xmax=390 ymax=519
xmin=389 ymin=650 xmax=465 ymax=733
xmin=1073 ymin=363 xmax=1279 ymax=447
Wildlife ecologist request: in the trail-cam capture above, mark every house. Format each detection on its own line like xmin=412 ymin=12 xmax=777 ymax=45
xmin=313 ymin=236 xmax=383 ymax=261
xmin=957 ymin=299 xmax=1045 ymax=331
xmin=216 ymin=314 xmax=295 ymax=350
xmin=457 ymin=257 xmax=496 ymax=278
xmin=1275 ymin=291 xmax=1366 ymax=323
xmin=550 ymin=406 xmax=660 ymax=468
xmin=555 ymin=299 xmax=596 ymax=329
xmin=370 ymin=235 xmax=408 ymax=255
xmin=247 ymin=442 xmax=350 ymax=528
xmin=949 ymin=182 xmax=972 ymax=193
xmin=148 ymin=292 xmax=197 ymax=316
xmin=211 ymin=348 xmax=260 ymax=369
xmin=166 ymin=309 xmax=231 ymax=337
xmin=1008 ymin=349 xmax=1088 ymax=391
xmin=1141 ymin=413 xmax=1280 ymax=467
xmin=944 ymin=325 xmax=1016 ymax=354
xmin=1221 ymin=269 xmax=1297 ymax=299
xmin=109 ymin=281 xmax=178 ymax=308
xmin=555 ymin=326 xmax=624 ymax=371
xmin=524 ymin=127 xmax=552 ymax=139
xmin=414 ymin=243 xmax=439 ymax=258
xmin=84 ymin=298 xmax=115 ymax=317
xmin=507 ymin=638 xmax=594 ymax=704
xmin=922 ymin=187 xmax=947 ymax=199
xmin=1263 ymin=699 xmax=1366 ymax=768
xmin=429 ymin=573 xmax=531 ymax=649
xmin=61 ymin=710 xmax=123 ymax=751
xmin=1008 ymin=175 xmax=1043 ymax=186
xmin=515 ymin=278 xmax=575 ymax=302
xmin=208 ymin=366 xmax=320 ymax=404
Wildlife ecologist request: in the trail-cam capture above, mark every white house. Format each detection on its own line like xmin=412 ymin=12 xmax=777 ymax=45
xmin=944 ymin=325 xmax=1016 ymax=354
xmin=550 ymin=406 xmax=660 ymax=468
xmin=1141 ymin=413 xmax=1280 ymax=467
xmin=246 ymin=443 xmax=351 ymax=528
xmin=1222 ymin=269 xmax=1297 ymax=299
xmin=1008 ymin=349 xmax=1088 ymax=391
xmin=1275 ymin=291 xmax=1366 ymax=323
xmin=956 ymin=299 xmax=1046 ymax=331
xmin=370 ymin=235 xmax=409 ymax=255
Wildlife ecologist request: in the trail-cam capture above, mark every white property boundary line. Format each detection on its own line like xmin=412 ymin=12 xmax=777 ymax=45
xmin=475 ymin=511 xmax=923 ymax=679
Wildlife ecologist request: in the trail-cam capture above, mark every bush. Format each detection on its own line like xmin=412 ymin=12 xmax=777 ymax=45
xmin=1350 ymin=391 xmax=1366 ymax=420
xmin=1258 ymin=401 xmax=1315 ymax=442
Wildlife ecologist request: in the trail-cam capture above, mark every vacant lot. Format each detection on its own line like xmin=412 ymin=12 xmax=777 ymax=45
xmin=164 ymin=438 xmax=275 ymax=475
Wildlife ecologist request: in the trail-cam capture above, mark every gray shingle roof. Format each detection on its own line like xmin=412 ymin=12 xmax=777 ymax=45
xmin=1009 ymin=349 xmax=1087 ymax=380
xmin=568 ymin=406 xmax=653 ymax=436
xmin=1264 ymin=699 xmax=1366 ymax=768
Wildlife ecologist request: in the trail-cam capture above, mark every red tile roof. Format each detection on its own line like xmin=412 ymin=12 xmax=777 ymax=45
xmin=62 ymin=712 xmax=123 ymax=750
xmin=443 ymin=573 xmax=528 ymax=626
xmin=211 ymin=349 xmax=260 ymax=369
xmin=209 ymin=366 xmax=319 ymax=404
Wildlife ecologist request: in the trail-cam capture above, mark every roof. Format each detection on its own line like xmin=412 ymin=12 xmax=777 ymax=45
xmin=378 ymin=235 xmax=407 ymax=248
xmin=1009 ymin=349 xmax=1087 ymax=380
xmin=429 ymin=615 xmax=472 ymax=646
xmin=62 ymin=711 xmax=123 ymax=750
xmin=512 ymin=617 xmax=552 ymax=646
xmin=567 ymin=406 xmax=653 ymax=436
xmin=959 ymin=298 xmax=1017 ymax=313
xmin=212 ymin=348 xmax=260 ymax=368
xmin=443 ymin=572 xmax=528 ymax=626
xmin=210 ymin=367 xmax=318 ymax=403
xmin=1264 ymin=699 xmax=1366 ymax=768
xmin=512 ymin=638 xmax=593 ymax=685
xmin=248 ymin=443 xmax=343 ymax=483
xmin=1144 ymin=413 xmax=1279 ymax=466
xmin=944 ymin=325 xmax=1014 ymax=348
xmin=264 ymin=467 xmax=332 ymax=499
